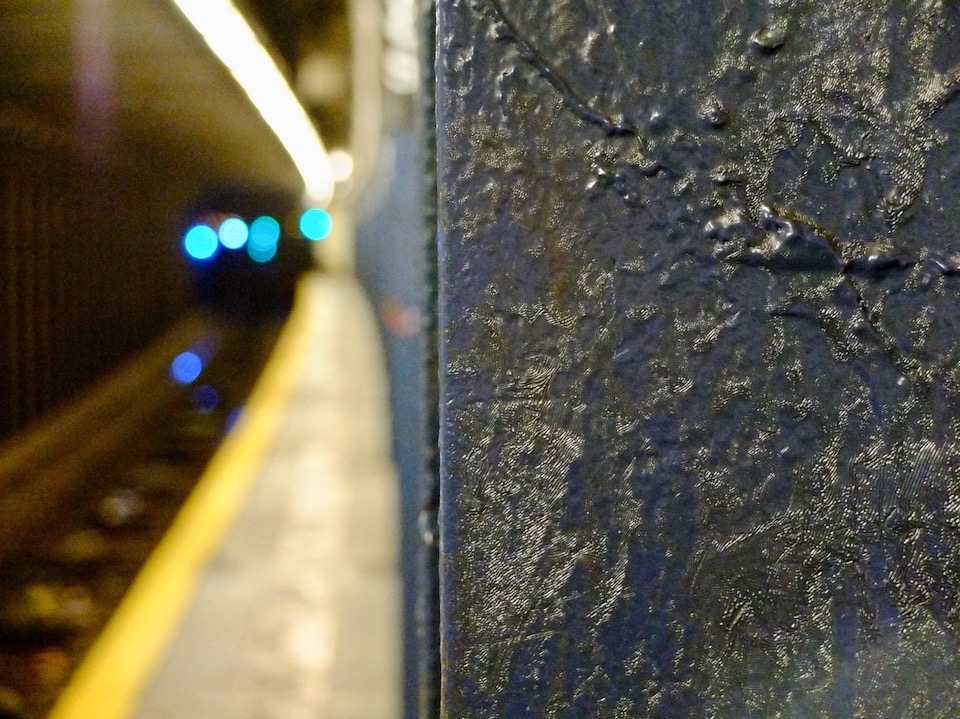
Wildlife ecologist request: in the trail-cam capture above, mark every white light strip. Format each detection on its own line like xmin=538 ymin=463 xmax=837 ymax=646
xmin=170 ymin=0 xmax=334 ymax=206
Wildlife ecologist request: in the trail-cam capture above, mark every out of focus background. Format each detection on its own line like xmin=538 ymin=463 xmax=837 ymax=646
xmin=0 ymin=1 xmax=431 ymax=717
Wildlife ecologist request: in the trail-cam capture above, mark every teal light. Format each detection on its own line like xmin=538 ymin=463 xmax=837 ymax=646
xmin=219 ymin=217 xmax=249 ymax=249
xmin=299 ymin=208 xmax=332 ymax=241
xmin=247 ymin=216 xmax=280 ymax=263
xmin=248 ymin=215 xmax=281 ymax=249
xmin=184 ymin=225 xmax=218 ymax=260
xmin=248 ymin=242 xmax=278 ymax=263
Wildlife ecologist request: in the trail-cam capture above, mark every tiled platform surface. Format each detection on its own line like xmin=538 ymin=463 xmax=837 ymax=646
xmin=132 ymin=273 xmax=401 ymax=719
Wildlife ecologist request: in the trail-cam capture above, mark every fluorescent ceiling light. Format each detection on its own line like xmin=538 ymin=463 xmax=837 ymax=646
xmin=170 ymin=0 xmax=335 ymax=206
xmin=327 ymin=148 xmax=354 ymax=183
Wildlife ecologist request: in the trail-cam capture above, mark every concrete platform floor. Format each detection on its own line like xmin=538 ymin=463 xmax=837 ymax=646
xmin=130 ymin=274 xmax=402 ymax=719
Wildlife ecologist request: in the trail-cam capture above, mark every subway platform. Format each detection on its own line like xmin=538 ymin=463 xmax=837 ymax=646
xmin=47 ymin=273 xmax=402 ymax=719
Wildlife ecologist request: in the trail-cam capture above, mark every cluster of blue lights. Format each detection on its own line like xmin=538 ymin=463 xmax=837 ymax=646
xmin=182 ymin=208 xmax=333 ymax=263
xmin=171 ymin=352 xmax=221 ymax=414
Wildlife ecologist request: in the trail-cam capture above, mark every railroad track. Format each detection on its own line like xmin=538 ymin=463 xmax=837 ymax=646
xmin=0 ymin=313 xmax=284 ymax=719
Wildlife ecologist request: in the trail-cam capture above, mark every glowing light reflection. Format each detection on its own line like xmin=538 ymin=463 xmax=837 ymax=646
xmin=170 ymin=352 xmax=203 ymax=384
xmin=218 ymin=217 xmax=249 ymax=249
xmin=328 ymin=149 xmax=353 ymax=183
xmin=248 ymin=215 xmax=279 ymax=262
xmin=192 ymin=384 xmax=220 ymax=413
xmin=248 ymin=242 xmax=278 ymax=263
xmin=183 ymin=225 xmax=219 ymax=260
xmin=299 ymin=208 xmax=332 ymax=241
xmin=224 ymin=407 xmax=242 ymax=432
xmin=249 ymin=216 xmax=281 ymax=248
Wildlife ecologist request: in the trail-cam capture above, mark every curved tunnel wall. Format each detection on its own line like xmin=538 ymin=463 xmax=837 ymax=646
xmin=0 ymin=0 xmax=307 ymax=443
xmin=0 ymin=118 xmax=192 ymax=441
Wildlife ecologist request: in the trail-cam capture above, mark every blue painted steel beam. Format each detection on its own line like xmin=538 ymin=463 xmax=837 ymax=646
xmin=436 ymin=1 xmax=960 ymax=716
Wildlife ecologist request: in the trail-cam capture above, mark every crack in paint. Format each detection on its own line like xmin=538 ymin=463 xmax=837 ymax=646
xmin=484 ymin=0 xmax=636 ymax=136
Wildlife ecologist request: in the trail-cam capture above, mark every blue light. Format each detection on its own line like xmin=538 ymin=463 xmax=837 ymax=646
xmin=299 ymin=208 xmax=332 ymax=241
xmin=218 ymin=217 xmax=248 ymax=249
xmin=248 ymin=242 xmax=278 ymax=263
xmin=248 ymin=216 xmax=281 ymax=249
xmin=170 ymin=351 xmax=203 ymax=385
xmin=224 ymin=407 xmax=243 ymax=433
xmin=183 ymin=225 xmax=219 ymax=260
xmin=192 ymin=384 xmax=220 ymax=413
xmin=247 ymin=216 xmax=280 ymax=263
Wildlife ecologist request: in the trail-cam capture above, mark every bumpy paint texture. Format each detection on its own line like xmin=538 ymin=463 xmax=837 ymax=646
xmin=436 ymin=1 xmax=960 ymax=716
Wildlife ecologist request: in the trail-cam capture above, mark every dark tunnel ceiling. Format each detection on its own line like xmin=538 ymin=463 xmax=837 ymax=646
xmin=241 ymin=0 xmax=352 ymax=150
xmin=0 ymin=0 xmax=353 ymax=199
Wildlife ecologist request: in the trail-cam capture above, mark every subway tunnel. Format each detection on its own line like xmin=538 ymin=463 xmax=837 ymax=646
xmin=4 ymin=1 xmax=960 ymax=719
xmin=0 ymin=1 xmax=421 ymax=717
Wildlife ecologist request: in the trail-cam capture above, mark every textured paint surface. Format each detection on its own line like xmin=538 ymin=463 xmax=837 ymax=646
xmin=437 ymin=1 xmax=960 ymax=717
